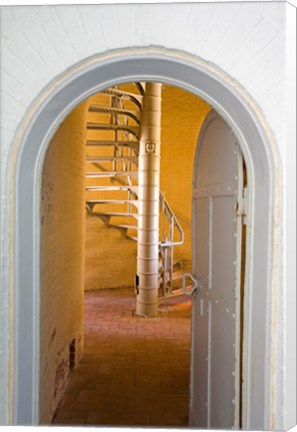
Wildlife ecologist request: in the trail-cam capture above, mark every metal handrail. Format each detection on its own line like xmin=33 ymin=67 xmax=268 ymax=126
xmin=158 ymin=192 xmax=184 ymax=296
xmin=159 ymin=191 xmax=184 ymax=247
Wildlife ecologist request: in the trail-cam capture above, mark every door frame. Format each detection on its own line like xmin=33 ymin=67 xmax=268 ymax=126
xmin=11 ymin=47 xmax=280 ymax=428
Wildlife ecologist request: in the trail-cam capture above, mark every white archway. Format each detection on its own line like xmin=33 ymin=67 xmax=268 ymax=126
xmin=12 ymin=48 xmax=280 ymax=429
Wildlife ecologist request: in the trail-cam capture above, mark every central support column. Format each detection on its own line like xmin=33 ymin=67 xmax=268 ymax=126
xmin=136 ymin=82 xmax=162 ymax=317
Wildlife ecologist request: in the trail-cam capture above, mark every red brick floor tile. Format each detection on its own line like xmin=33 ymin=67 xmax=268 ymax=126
xmin=52 ymin=288 xmax=191 ymax=427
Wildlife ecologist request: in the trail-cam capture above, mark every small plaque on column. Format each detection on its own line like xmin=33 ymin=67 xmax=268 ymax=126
xmin=145 ymin=140 xmax=156 ymax=154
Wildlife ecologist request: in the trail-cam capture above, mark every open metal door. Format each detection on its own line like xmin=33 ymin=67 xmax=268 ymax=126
xmin=187 ymin=110 xmax=244 ymax=429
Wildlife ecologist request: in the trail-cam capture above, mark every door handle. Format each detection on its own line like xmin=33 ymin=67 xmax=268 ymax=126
xmin=182 ymin=273 xmax=200 ymax=296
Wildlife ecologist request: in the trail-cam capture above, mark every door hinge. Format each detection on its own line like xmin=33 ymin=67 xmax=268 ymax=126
xmin=237 ymin=186 xmax=248 ymax=225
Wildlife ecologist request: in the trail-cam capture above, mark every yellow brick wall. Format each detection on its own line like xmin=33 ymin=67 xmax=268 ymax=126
xmin=39 ymin=101 xmax=88 ymax=423
xmin=160 ymin=85 xmax=211 ymax=271
xmin=85 ymin=215 xmax=137 ymax=290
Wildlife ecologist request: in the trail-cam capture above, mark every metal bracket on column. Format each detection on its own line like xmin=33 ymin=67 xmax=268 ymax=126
xmin=182 ymin=273 xmax=200 ymax=296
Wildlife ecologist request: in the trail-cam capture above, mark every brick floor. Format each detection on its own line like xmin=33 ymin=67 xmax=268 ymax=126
xmin=52 ymin=288 xmax=191 ymax=427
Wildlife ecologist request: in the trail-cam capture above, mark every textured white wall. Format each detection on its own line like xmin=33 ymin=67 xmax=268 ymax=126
xmin=0 ymin=3 xmax=286 ymax=152
xmin=0 ymin=1 xmax=295 ymax=428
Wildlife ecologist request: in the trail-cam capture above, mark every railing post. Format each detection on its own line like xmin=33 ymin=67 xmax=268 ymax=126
xmin=163 ymin=246 xmax=168 ymax=296
xmin=171 ymin=217 xmax=174 ymax=272
xmin=136 ymin=82 xmax=162 ymax=317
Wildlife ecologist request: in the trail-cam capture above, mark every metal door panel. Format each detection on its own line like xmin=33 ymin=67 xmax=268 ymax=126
xmin=190 ymin=196 xmax=210 ymax=427
xmin=190 ymin=299 xmax=209 ymax=427
xmin=195 ymin=118 xmax=237 ymax=188
xmin=194 ymin=198 xmax=209 ymax=289
xmin=191 ymin=110 xmax=243 ymax=429
xmin=212 ymin=195 xmax=237 ymax=309
xmin=210 ymin=305 xmax=236 ymax=428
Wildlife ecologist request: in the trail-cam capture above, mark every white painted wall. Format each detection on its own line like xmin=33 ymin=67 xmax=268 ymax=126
xmin=0 ymin=1 xmax=295 ymax=428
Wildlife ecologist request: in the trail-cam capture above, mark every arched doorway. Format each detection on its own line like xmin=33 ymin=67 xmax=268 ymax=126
xmin=12 ymin=49 xmax=279 ymax=429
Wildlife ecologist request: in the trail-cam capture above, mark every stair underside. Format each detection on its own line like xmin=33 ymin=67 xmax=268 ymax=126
xmin=89 ymin=212 xmax=138 ymax=219
xmin=101 ymin=88 xmax=143 ymax=110
xmin=87 ymin=123 xmax=139 ymax=139
xmin=86 ymin=140 xmax=139 ymax=153
xmin=86 ymin=199 xmax=138 ymax=206
xmin=109 ymin=224 xmax=138 ymax=230
xmin=86 ymin=156 xmax=138 ymax=166
xmin=86 ymin=171 xmax=138 ymax=178
xmin=158 ymin=287 xmax=190 ymax=300
xmin=159 ymin=259 xmax=183 ymax=271
xmin=86 ymin=185 xmax=138 ymax=193
xmin=127 ymin=235 xmax=138 ymax=242
xmin=88 ymin=105 xmax=140 ymax=123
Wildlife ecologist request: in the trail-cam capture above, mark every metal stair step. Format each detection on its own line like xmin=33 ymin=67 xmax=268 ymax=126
xmin=101 ymin=88 xmax=143 ymax=109
xmin=158 ymin=270 xmax=184 ymax=284
xmin=86 ymin=186 xmax=138 ymax=193
xmin=109 ymin=224 xmax=138 ymax=230
xmin=134 ymin=82 xmax=145 ymax=95
xmin=86 ymin=156 xmax=138 ymax=165
xmin=158 ymin=258 xmax=183 ymax=270
xmin=127 ymin=235 xmax=138 ymax=242
xmin=173 ymin=258 xmax=183 ymax=267
xmin=87 ymin=123 xmax=139 ymax=139
xmin=88 ymin=105 xmax=141 ymax=123
xmin=86 ymin=140 xmax=139 ymax=152
xmin=86 ymin=199 xmax=138 ymax=206
xmin=158 ymin=288 xmax=190 ymax=300
xmin=172 ymin=270 xmax=184 ymax=282
xmin=90 ymin=212 xmax=138 ymax=219
xmin=86 ymin=171 xmax=138 ymax=178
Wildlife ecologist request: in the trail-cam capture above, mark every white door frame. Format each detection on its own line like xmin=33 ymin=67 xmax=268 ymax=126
xmin=11 ymin=48 xmax=280 ymax=428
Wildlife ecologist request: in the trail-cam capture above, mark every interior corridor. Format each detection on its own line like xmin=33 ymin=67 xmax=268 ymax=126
xmin=52 ymin=288 xmax=191 ymax=427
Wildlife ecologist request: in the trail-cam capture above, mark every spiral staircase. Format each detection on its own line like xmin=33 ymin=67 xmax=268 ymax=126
xmin=85 ymin=83 xmax=185 ymax=297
